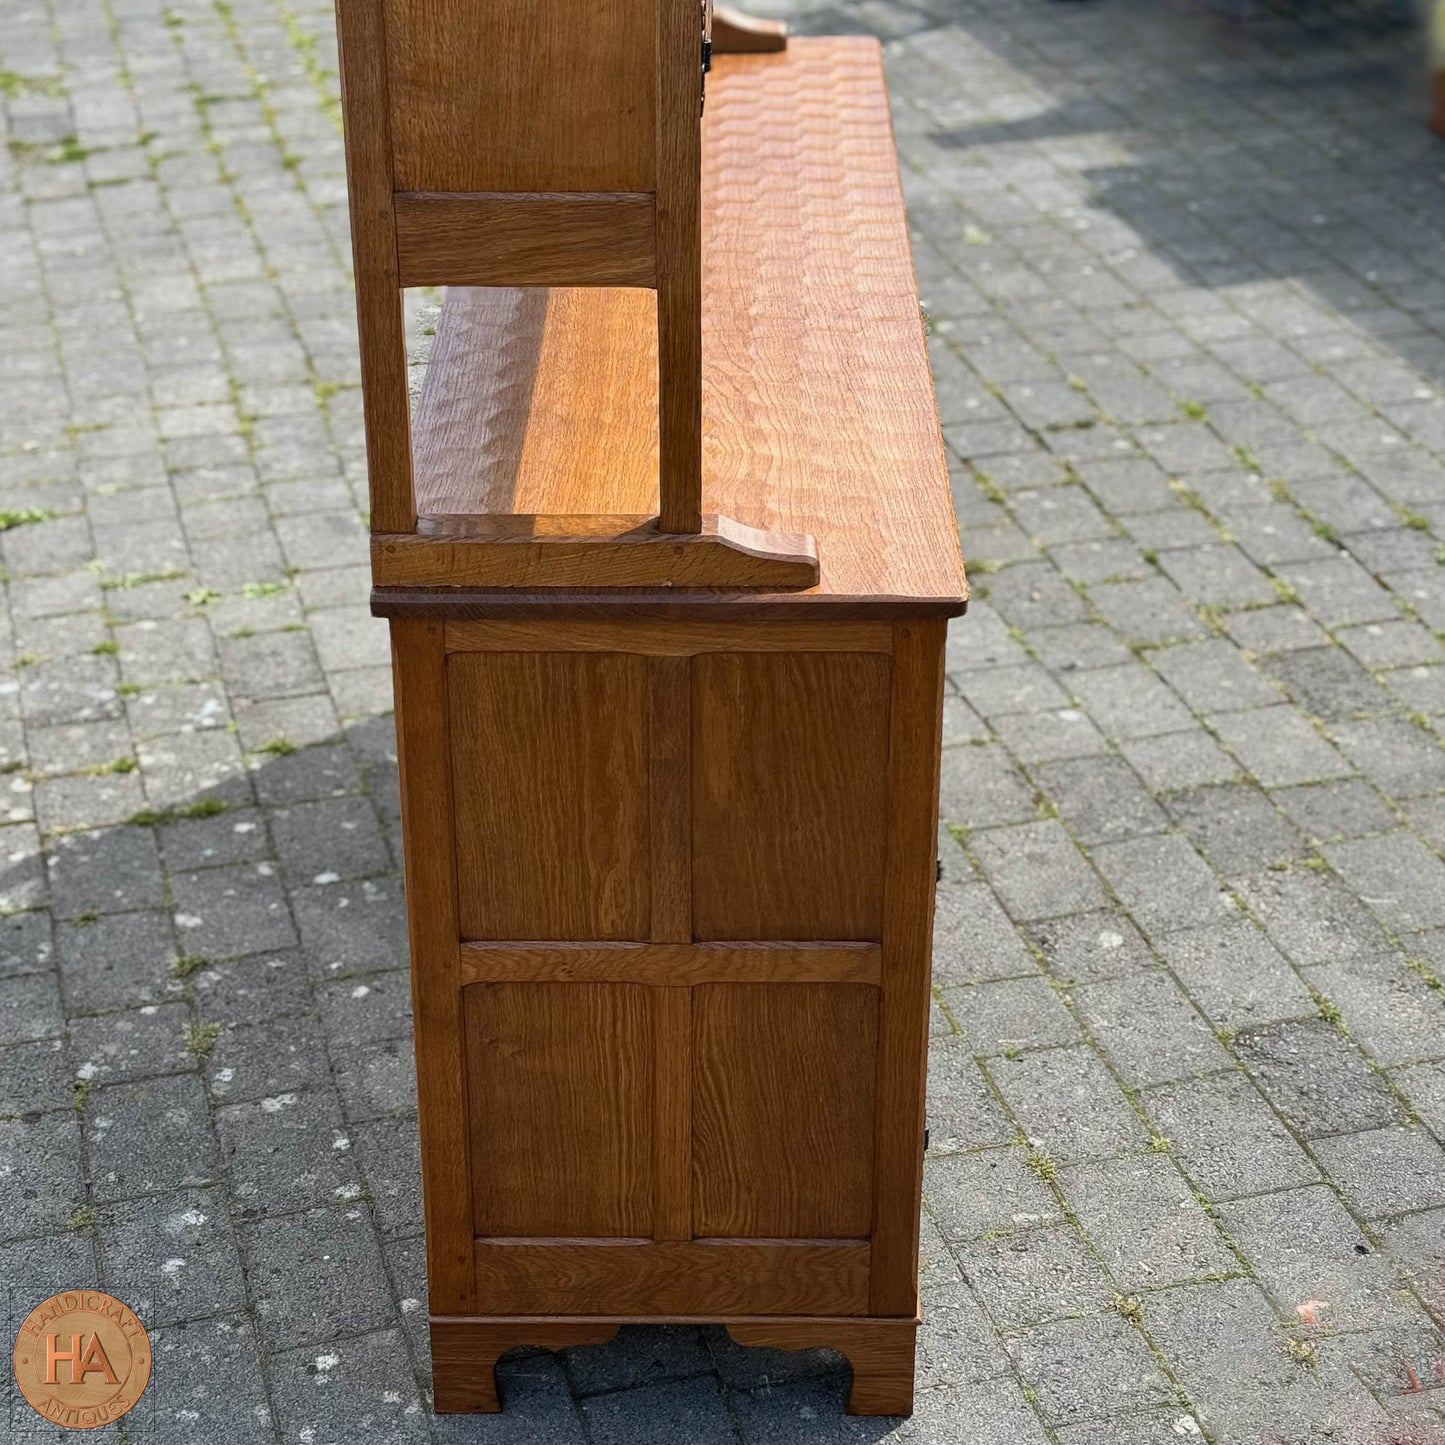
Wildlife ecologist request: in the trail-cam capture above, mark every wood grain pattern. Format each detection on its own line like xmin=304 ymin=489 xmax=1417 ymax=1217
xmin=648 ymin=657 xmax=693 ymax=944
xmin=444 ymin=618 xmax=892 ymax=654
xmin=869 ymin=621 xmax=947 ymax=1316
xmin=449 ymin=651 xmax=649 ymax=940
xmin=334 ymin=0 xmax=413 ymax=534
xmin=394 ymin=193 xmax=657 ymax=288
xmin=381 ymin=0 xmax=656 ymax=192
xmin=377 ymin=589 xmax=964 ymax=622
xmin=691 ymin=652 xmax=890 ymax=939
xmin=693 ymin=984 xmax=878 ymax=1238
xmin=457 ymin=942 xmax=882 ymax=986
xmin=464 ymin=983 xmax=655 ymax=1237
xmin=654 ymin=988 xmax=692 ymax=1240
xmin=656 ymin=0 xmax=703 ymax=532
xmin=389 ymin=619 xmax=471 ymax=1310
xmin=432 ymin=1319 xmax=621 ymax=1413
xmin=472 ymin=1239 xmax=870 ymax=1315
xmin=726 ymin=1318 xmax=917 ymax=1415
xmin=711 ymin=4 xmax=788 ymax=52
xmin=371 ymin=513 xmax=818 ymax=589
xmin=403 ymin=40 xmax=965 ymax=608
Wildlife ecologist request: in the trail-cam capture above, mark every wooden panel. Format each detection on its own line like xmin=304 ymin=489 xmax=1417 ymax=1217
xmin=374 ymin=514 xmax=816 ymax=590
xmin=870 ymin=620 xmax=947 ymax=1315
xmin=333 ymin=0 xmax=413 ymax=533
xmin=472 ymin=1239 xmax=870 ymax=1315
xmin=403 ymin=40 xmax=966 ymax=609
xmin=381 ymin=0 xmax=656 ymax=193
xmin=648 ymin=657 xmax=692 ymax=944
xmin=394 ymin=193 xmax=656 ymax=288
xmin=449 ymin=652 xmax=649 ymax=940
xmin=464 ymin=983 xmax=654 ymax=1236
xmin=692 ymin=984 xmax=878 ymax=1238
xmin=378 ymin=591 xmax=964 ymax=623
xmin=654 ymin=988 xmax=692 ymax=1241
xmin=458 ymin=941 xmax=882 ymax=985
xmin=692 ymin=652 xmax=889 ymax=939
xmin=444 ymin=619 xmax=892 ymax=654
xmin=389 ymin=619 xmax=471 ymax=1310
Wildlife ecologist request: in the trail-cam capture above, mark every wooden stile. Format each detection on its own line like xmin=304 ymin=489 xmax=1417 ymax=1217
xmin=338 ymin=0 xmax=966 ymax=1419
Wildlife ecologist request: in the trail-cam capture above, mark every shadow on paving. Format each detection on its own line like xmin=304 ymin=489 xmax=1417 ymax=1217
xmin=0 ymin=717 xmax=906 ymax=1441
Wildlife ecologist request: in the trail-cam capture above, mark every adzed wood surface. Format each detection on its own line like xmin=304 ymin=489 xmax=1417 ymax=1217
xmin=405 ymin=38 xmax=965 ymax=609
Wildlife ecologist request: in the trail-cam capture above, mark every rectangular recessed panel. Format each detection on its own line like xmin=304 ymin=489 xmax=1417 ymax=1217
xmin=692 ymin=984 xmax=879 ymax=1238
xmin=691 ymin=652 xmax=890 ymax=939
xmin=449 ymin=651 xmax=649 ymax=940
xmin=382 ymin=0 xmax=656 ymax=192
xmin=464 ymin=982 xmax=654 ymax=1237
xmin=471 ymin=1238 xmax=870 ymax=1316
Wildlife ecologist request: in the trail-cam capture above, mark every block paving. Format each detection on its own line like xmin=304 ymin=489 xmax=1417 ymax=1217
xmin=1 ymin=0 xmax=1445 ymax=1438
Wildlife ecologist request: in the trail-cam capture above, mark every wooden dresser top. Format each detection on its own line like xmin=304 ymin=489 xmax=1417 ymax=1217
xmin=395 ymin=37 xmax=966 ymax=614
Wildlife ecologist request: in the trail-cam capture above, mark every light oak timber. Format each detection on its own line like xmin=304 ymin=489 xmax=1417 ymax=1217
xmin=655 ymin=0 xmax=704 ymax=532
xmin=390 ymin=619 xmax=472 ymax=1311
xmin=472 ymin=1239 xmax=870 ymax=1316
xmin=726 ymin=1317 xmax=918 ymax=1415
xmin=457 ymin=941 xmax=883 ymax=986
xmin=710 ymin=4 xmax=788 ymax=52
xmin=333 ymin=0 xmax=413 ymax=534
xmin=393 ymin=192 xmax=656 ymax=288
xmin=403 ymin=43 xmax=965 ymax=606
xmin=444 ymin=617 xmax=892 ymax=653
xmin=370 ymin=513 xmax=818 ymax=589
xmin=870 ymin=620 xmax=948 ymax=1315
xmin=381 ymin=0 xmax=656 ymax=193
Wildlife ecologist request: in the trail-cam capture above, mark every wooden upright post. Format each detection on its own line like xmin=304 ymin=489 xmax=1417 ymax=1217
xmin=655 ymin=0 xmax=704 ymax=534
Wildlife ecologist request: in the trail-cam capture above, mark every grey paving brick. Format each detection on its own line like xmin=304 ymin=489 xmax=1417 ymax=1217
xmin=1150 ymin=637 xmax=1280 ymax=714
xmin=957 ymin=1223 xmax=1109 ymax=1329
xmin=97 ymin=1185 xmax=245 ymax=1327
xmin=1158 ymin=922 xmax=1314 ymax=1029
xmin=1146 ymin=1071 xmax=1320 ymax=1200
xmin=1067 ymin=663 xmax=1194 ymax=741
xmin=0 ymin=1112 xmax=84 ymax=1241
xmin=1028 ymin=755 xmax=1169 ymax=847
xmin=1005 ymin=1311 xmax=1174 ymax=1426
xmin=1209 ymin=704 xmax=1352 ymax=788
xmin=1064 ymin=1150 xmax=1237 ymax=1290
xmin=87 ymin=1072 xmax=215 ymax=1201
xmin=1217 ymin=1184 xmax=1407 ymax=1332
xmin=1144 ymin=1278 xmax=1382 ymax=1443
xmin=146 ymin=1317 xmax=274 ymax=1445
xmin=268 ymin=1328 xmax=428 ymax=1445
xmin=934 ymin=875 xmax=1035 ymax=985
xmin=1324 ymin=832 xmax=1445 ymax=933
xmin=1025 ymin=910 xmax=1155 ymax=987
xmin=1089 ymin=577 xmax=1207 ymax=645
xmin=1329 ymin=717 xmax=1445 ymax=798
xmin=990 ymin=1044 xmax=1145 ymax=1161
xmin=582 ymin=1376 xmax=736 ymax=1445
xmin=1233 ymin=1017 xmax=1408 ymax=1140
xmin=70 ymin=1001 xmax=191 ymax=1085
xmin=939 ymin=744 xmax=1040 ymax=829
xmin=206 ymin=1012 xmax=330 ymax=1103
xmin=970 ymin=820 xmax=1106 ymax=922
xmin=1091 ymin=832 xmax=1233 ymax=935
xmin=927 ymin=1032 xmax=1015 ymax=1155
xmin=1076 ymin=969 xmax=1230 ymax=1086
xmin=1311 ymin=1126 xmax=1445 ymax=1220
xmin=218 ymin=1087 xmax=359 ymax=1217
xmin=241 ymin=1205 xmax=395 ymax=1352
xmin=1235 ymin=867 xmax=1393 ymax=967
xmin=1274 ymin=778 xmax=1398 ymax=842
xmin=949 ymin=981 xmax=1082 ymax=1067
xmin=927 ymin=1146 xmax=1062 ymax=1242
